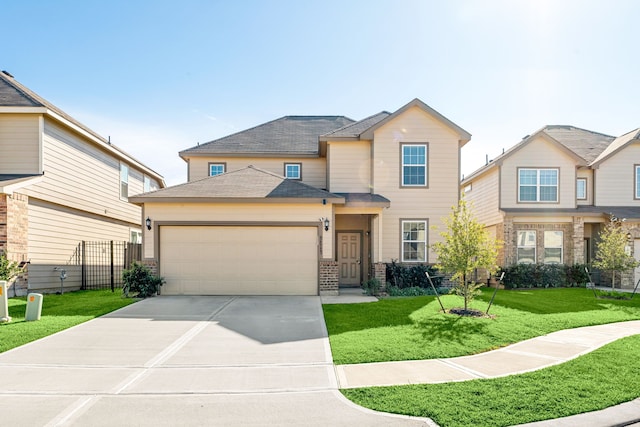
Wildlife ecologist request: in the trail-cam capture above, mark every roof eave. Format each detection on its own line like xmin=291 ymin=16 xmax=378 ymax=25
xmin=129 ymin=196 xmax=345 ymax=205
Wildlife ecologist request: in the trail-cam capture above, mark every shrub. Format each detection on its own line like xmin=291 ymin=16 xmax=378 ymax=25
xmin=122 ymin=262 xmax=165 ymax=298
xmin=362 ymin=278 xmax=382 ymax=296
xmin=385 ymin=260 xmax=442 ymax=289
xmin=500 ymin=263 xmax=591 ymax=289
xmin=386 ymin=285 xmax=450 ymax=297
xmin=0 ymin=251 xmax=20 ymax=281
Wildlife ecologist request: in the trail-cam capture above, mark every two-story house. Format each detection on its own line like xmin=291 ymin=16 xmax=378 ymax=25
xmin=0 ymin=71 xmax=165 ymax=294
xmin=461 ymin=125 xmax=640 ymax=287
xmin=130 ymin=98 xmax=471 ymax=295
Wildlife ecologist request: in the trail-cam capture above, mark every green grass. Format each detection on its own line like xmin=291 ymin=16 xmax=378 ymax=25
xmin=342 ymin=335 xmax=640 ymax=427
xmin=0 ymin=290 xmax=137 ymax=353
xmin=323 ymin=288 xmax=640 ymax=364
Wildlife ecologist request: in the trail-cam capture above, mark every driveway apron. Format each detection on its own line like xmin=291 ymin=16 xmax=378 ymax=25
xmin=0 ymin=296 xmax=431 ymax=426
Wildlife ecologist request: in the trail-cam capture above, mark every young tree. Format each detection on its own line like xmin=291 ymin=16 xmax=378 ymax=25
xmin=432 ymin=198 xmax=500 ymax=312
xmin=592 ymin=215 xmax=638 ymax=290
xmin=0 ymin=251 xmax=20 ymax=282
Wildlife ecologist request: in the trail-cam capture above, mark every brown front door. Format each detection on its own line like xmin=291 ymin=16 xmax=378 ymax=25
xmin=338 ymin=232 xmax=361 ymax=286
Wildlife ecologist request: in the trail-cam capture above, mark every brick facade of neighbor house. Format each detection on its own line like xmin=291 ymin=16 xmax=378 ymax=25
xmin=0 ymin=193 xmax=29 ymax=295
xmin=319 ymin=260 xmax=339 ymax=295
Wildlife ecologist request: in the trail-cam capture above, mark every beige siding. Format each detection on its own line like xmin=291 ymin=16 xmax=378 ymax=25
xmin=327 ymin=141 xmax=371 ymax=192
xmin=577 ymin=169 xmax=593 ymax=206
xmin=500 ymin=136 xmax=577 ymax=209
xmin=187 ymin=157 xmax=327 ymax=188
xmin=27 ymin=198 xmax=135 ymax=291
xmin=464 ymin=167 xmax=501 ymax=226
xmin=22 ymin=119 xmax=143 ymax=225
xmin=371 ymin=106 xmax=461 ymax=263
xmin=594 ymin=142 xmax=640 ymax=206
xmin=143 ymin=202 xmax=333 ymax=259
xmin=0 ymin=114 xmax=41 ymax=174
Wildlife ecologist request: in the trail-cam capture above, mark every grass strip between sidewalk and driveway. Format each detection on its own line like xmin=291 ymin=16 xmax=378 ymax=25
xmin=342 ymin=334 xmax=640 ymax=427
xmin=0 ymin=290 xmax=137 ymax=353
xmin=323 ymin=287 xmax=640 ymax=364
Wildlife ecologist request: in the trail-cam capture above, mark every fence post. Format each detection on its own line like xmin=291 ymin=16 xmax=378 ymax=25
xmin=110 ymin=240 xmax=114 ymax=293
xmin=81 ymin=241 xmax=86 ymax=290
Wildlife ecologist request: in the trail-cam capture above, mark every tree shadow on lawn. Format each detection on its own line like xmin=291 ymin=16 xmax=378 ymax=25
xmin=415 ymin=314 xmax=490 ymax=345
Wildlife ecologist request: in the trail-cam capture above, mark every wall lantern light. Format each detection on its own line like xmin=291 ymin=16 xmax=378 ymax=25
xmin=146 ymin=217 xmax=152 ymax=231
xmin=323 ymin=218 xmax=330 ymax=231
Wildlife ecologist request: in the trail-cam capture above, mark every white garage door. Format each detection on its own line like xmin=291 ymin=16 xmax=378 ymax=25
xmin=159 ymin=226 xmax=318 ymax=295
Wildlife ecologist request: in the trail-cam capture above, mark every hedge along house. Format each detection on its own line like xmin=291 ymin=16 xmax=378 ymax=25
xmin=130 ymin=99 xmax=471 ymax=295
xmin=461 ymin=125 xmax=640 ymax=288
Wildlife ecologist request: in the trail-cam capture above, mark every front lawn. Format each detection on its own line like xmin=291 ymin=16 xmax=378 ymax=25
xmin=343 ymin=334 xmax=640 ymax=427
xmin=0 ymin=290 xmax=137 ymax=353
xmin=323 ymin=287 xmax=640 ymax=364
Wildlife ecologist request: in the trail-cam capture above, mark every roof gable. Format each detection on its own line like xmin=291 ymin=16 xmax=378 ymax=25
xmin=359 ymin=98 xmax=471 ymax=144
xmin=129 ymin=165 xmax=343 ymax=203
xmin=591 ymin=127 xmax=640 ymax=167
xmin=180 ymin=115 xmax=354 ymax=158
xmin=319 ymin=112 xmax=390 ymax=140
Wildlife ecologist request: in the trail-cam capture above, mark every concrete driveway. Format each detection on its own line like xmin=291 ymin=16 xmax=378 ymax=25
xmin=0 ymin=296 xmax=432 ymax=426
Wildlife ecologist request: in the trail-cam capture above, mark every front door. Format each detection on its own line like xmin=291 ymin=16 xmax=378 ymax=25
xmin=338 ymin=232 xmax=361 ymax=286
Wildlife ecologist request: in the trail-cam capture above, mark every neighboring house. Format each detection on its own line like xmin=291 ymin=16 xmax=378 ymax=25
xmin=130 ymin=98 xmax=471 ymax=295
xmin=461 ymin=125 xmax=640 ymax=288
xmin=0 ymin=71 xmax=165 ymax=294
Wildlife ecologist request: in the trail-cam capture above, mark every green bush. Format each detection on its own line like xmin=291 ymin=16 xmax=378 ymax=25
xmin=362 ymin=278 xmax=382 ymax=296
xmin=122 ymin=262 xmax=165 ymax=298
xmin=386 ymin=285 xmax=450 ymax=297
xmin=0 ymin=251 xmax=20 ymax=281
xmin=500 ymin=263 xmax=590 ymax=289
xmin=385 ymin=260 xmax=442 ymax=289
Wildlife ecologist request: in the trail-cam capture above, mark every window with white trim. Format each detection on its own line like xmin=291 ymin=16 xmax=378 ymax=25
xmin=119 ymin=163 xmax=129 ymax=201
xmin=576 ymin=178 xmax=586 ymax=200
xmin=284 ymin=163 xmax=301 ymax=180
xmin=143 ymin=175 xmax=151 ymax=193
xmin=544 ymin=231 xmax=563 ymax=264
xmin=209 ymin=163 xmax=225 ymax=176
xmin=518 ymin=168 xmax=558 ymax=202
xmin=635 ymin=165 xmax=640 ymax=199
xmin=401 ymin=220 xmax=427 ymax=262
xmin=517 ymin=230 xmax=536 ymax=264
xmin=402 ymin=144 xmax=427 ymax=186
xmin=130 ymin=229 xmax=142 ymax=244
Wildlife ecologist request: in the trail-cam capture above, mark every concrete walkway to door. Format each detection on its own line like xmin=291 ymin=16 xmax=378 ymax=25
xmin=0 ymin=296 xmax=433 ymax=427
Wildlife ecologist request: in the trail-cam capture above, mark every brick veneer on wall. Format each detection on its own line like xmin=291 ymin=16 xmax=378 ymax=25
xmin=319 ymin=260 xmax=338 ymax=295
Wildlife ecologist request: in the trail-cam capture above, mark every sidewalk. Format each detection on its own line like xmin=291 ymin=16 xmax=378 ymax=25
xmin=323 ymin=291 xmax=640 ymax=426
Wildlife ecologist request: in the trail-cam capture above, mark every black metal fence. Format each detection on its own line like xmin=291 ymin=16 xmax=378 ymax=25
xmin=69 ymin=241 xmax=142 ymax=291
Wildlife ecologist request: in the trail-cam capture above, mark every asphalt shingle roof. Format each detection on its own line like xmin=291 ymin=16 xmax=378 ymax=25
xmin=543 ymin=125 xmax=615 ymax=163
xmin=180 ymin=116 xmax=355 ymax=156
xmin=130 ymin=166 xmax=342 ymax=202
xmin=321 ymin=112 xmax=390 ymax=138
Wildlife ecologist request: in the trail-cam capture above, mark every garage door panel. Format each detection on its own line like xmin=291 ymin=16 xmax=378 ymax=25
xmin=160 ymin=226 xmax=318 ymax=295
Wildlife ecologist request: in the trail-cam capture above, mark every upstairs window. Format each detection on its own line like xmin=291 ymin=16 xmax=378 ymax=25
xmin=576 ymin=178 xmax=587 ymax=200
xmin=518 ymin=168 xmax=558 ymax=202
xmin=143 ymin=175 xmax=151 ymax=193
xmin=636 ymin=165 xmax=640 ymax=199
xmin=402 ymin=144 xmax=427 ymax=187
xmin=284 ymin=163 xmax=301 ymax=180
xmin=401 ymin=220 xmax=427 ymax=262
xmin=209 ymin=163 xmax=226 ymax=176
xmin=120 ymin=163 xmax=129 ymax=201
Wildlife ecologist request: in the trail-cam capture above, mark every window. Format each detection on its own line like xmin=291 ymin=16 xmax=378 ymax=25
xmin=636 ymin=165 xmax=640 ymax=199
xmin=464 ymin=184 xmax=472 ymax=193
xmin=402 ymin=144 xmax=427 ymax=186
xmin=284 ymin=163 xmax=301 ymax=180
xmin=576 ymin=178 xmax=587 ymax=200
xmin=130 ymin=230 xmax=142 ymax=244
xmin=401 ymin=220 xmax=427 ymax=262
xmin=209 ymin=163 xmax=226 ymax=176
xmin=517 ymin=230 xmax=536 ymax=264
xmin=120 ymin=163 xmax=129 ymax=201
xmin=143 ymin=175 xmax=151 ymax=193
xmin=518 ymin=168 xmax=558 ymax=202
xmin=544 ymin=231 xmax=563 ymax=264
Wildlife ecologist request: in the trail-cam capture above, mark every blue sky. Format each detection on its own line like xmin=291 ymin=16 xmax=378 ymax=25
xmin=3 ymin=0 xmax=639 ymax=186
